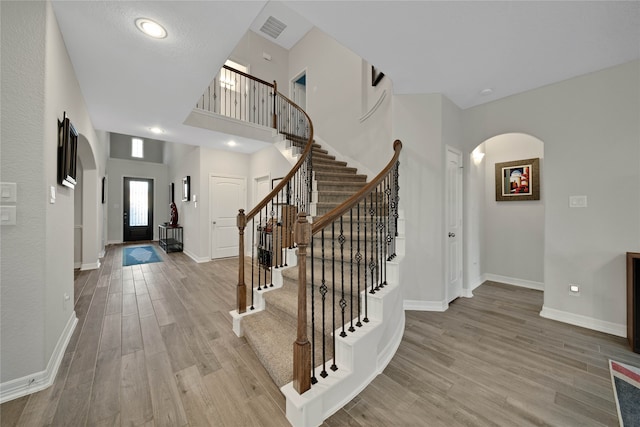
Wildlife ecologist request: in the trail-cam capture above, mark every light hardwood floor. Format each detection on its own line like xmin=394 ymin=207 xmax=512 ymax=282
xmin=2 ymin=243 xmax=639 ymax=426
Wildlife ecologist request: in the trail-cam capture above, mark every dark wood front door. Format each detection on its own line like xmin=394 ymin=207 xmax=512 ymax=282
xmin=123 ymin=177 xmax=154 ymax=242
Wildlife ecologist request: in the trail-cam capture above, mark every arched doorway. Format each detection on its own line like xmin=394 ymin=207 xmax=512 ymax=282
xmin=465 ymin=133 xmax=545 ymax=295
xmin=76 ymin=134 xmax=101 ymax=270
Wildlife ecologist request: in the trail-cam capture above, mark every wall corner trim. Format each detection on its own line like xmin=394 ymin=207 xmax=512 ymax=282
xmin=403 ymin=299 xmax=448 ymax=312
xmin=0 ymin=312 xmax=77 ymax=404
xmin=540 ymin=306 xmax=626 ymax=338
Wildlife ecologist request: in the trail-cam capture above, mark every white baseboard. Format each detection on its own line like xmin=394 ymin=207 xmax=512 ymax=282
xmin=403 ymin=299 xmax=448 ymax=312
xmin=107 ymin=239 xmax=122 ymax=245
xmin=540 ymin=306 xmax=626 ymax=338
xmin=184 ymin=250 xmax=209 ymax=263
xmin=74 ymin=261 xmax=82 ymax=269
xmin=0 ymin=312 xmax=77 ymax=404
xmin=80 ymin=260 xmax=100 ymax=271
xmin=484 ymin=273 xmax=544 ymax=291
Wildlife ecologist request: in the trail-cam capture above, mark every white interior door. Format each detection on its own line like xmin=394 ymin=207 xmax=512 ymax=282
xmin=210 ymin=175 xmax=246 ymax=259
xmin=446 ymin=147 xmax=463 ymax=302
xmin=255 ymin=175 xmax=270 ymax=206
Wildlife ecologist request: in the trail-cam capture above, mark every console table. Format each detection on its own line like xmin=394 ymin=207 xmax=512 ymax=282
xmin=159 ymin=224 xmax=183 ymax=253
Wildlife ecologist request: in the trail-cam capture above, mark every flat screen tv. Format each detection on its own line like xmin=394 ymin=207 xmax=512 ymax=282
xmin=58 ymin=112 xmax=78 ymax=189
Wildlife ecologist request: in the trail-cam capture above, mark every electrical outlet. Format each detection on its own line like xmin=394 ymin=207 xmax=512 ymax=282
xmin=569 ymin=284 xmax=580 ymax=295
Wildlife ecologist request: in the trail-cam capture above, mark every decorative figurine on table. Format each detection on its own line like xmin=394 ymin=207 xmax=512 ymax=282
xmin=169 ymin=202 xmax=178 ymax=226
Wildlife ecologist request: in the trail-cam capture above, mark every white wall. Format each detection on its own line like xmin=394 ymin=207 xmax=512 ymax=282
xmin=289 ymin=27 xmax=393 ymax=175
xmin=165 ymin=142 xmax=200 ymax=258
xmin=248 ymin=145 xmax=294 ymax=208
xmin=392 ymin=94 xmax=446 ymax=305
xmin=482 ymin=134 xmax=544 ymax=286
xmin=463 ymin=60 xmax=640 ymax=334
xmin=110 ymin=132 xmax=165 ymax=164
xmin=1 ymin=0 xmax=107 ymax=389
xmin=228 ymin=30 xmax=290 ymax=92
xmin=107 ymin=158 xmax=169 ymax=243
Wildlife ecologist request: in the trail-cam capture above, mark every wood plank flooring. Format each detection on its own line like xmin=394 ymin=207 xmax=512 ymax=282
xmin=2 ymin=244 xmax=639 ymax=426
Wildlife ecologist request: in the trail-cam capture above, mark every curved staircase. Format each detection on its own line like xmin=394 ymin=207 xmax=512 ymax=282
xmin=222 ymin=64 xmax=404 ymax=426
xmin=242 ymin=141 xmax=369 ymax=387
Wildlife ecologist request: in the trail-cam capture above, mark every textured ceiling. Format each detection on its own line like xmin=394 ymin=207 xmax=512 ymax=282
xmin=51 ymin=1 xmax=640 ymax=152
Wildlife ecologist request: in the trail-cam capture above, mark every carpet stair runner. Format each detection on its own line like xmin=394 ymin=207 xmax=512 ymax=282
xmin=242 ymin=140 xmax=376 ymax=387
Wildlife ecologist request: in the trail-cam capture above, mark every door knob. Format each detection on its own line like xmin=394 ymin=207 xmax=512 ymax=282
xmin=448 ymin=232 xmax=455 ymax=238
xmin=213 ymin=221 xmax=217 ymax=225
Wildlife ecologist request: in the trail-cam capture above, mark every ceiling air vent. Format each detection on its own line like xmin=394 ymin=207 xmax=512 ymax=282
xmin=260 ymin=16 xmax=287 ymax=39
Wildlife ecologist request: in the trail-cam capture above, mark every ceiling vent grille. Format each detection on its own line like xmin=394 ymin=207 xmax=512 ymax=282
xmin=260 ymin=16 xmax=287 ymax=39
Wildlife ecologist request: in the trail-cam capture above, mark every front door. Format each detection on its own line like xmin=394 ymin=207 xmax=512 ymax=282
xmin=123 ymin=177 xmax=154 ymax=242
xmin=210 ymin=175 xmax=246 ymax=259
xmin=446 ymin=147 xmax=463 ymax=302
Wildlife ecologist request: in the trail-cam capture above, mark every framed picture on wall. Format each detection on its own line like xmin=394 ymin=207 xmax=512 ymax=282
xmin=495 ymin=158 xmax=540 ymax=201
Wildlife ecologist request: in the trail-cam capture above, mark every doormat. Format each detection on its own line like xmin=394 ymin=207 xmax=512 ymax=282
xmin=123 ymin=245 xmax=162 ymax=266
xmin=609 ymin=359 xmax=640 ymax=426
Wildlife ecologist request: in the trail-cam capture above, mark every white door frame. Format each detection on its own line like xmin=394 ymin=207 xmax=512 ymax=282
xmin=209 ymin=173 xmax=247 ymax=260
xmin=290 ymin=68 xmax=307 ymax=110
xmin=445 ymin=146 xmax=464 ymax=303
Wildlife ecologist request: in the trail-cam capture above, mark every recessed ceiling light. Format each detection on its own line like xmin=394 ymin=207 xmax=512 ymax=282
xmin=227 ymin=140 xmax=237 ymax=147
xmin=479 ymin=88 xmax=493 ymax=96
xmin=149 ymin=127 xmax=164 ymax=134
xmin=135 ymin=18 xmax=167 ymax=39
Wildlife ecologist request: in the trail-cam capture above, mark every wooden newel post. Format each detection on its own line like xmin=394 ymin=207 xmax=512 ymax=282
xmin=272 ymin=80 xmax=278 ymax=130
xmin=293 ymin=212 xmax=311 ymax=394
xmin=237 ymin=209 xmax=247 ymax=314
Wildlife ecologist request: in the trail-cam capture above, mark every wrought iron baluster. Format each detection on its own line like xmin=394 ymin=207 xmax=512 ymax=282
xmin=356 ymin=203 xmax=363 ymax=327
xmin=375 ymin=185 xmax=382 ymax=290
xmin=268 ymin=203 xmax=273 ymax=287
xmin=369 ymin=191 xmax=376 ymax=295
xmin=311 ymin=235 xmax=317 ymax=384
xmin=331 ymin=222 xmax=337 ymax=371
xmin=339 ymin=217 xmax=346 ymax=338
xmin=363 ymin=198 xmax=369 ymax=323
xmin=320 ymin=229 xmax=328 ymax=378
xmin=257 ymin=211 xmax=263 ymax=291
xmin=349 ymin=209 xmax=355 ymax=332
xmin=251 ymin=218 xmax=255 ymax=310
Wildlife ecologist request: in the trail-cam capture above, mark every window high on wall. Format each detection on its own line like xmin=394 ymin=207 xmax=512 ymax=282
xmin=132 ymin=138 xmax=144 ymax=158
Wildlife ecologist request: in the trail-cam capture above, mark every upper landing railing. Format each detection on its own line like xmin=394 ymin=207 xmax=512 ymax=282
xmin=208 ymin=66 xmax=314 ymax=317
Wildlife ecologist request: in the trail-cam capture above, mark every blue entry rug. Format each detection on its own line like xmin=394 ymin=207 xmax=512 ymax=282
xmin=610 ymin=359 xmax=640 ymax=426
xmin=123 ymin=245 xmax=162 ymax=266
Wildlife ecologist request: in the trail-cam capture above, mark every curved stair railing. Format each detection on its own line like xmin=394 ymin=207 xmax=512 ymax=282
xmin=293 ymin=140 xmax=402 ymax=394
xmin=236 ymin=82 xmax=315 ymax=315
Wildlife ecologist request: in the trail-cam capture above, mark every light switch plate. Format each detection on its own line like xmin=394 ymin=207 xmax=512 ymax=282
xmin=0 ymin=182 xmax=17 ymax=203
xmin=1 ymin=206 xmax=17 ymax=225
xmin=569 ymin=195 xmax=587 ymax=208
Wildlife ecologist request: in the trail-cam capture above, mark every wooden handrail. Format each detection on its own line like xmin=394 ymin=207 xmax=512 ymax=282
xmin=222 ymin=64 xmax=274 ymax=88
xmin=311 ymin=140 xmax=402 ymax=234
xmin=244 ymin=93 xmax=314 ymax=222
xmin=236 ymin=85 xmax=314 ymax=315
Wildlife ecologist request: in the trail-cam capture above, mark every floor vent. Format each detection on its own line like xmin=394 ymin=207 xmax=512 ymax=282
xmin=260 ymin=16 xmax=286 ymax=39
